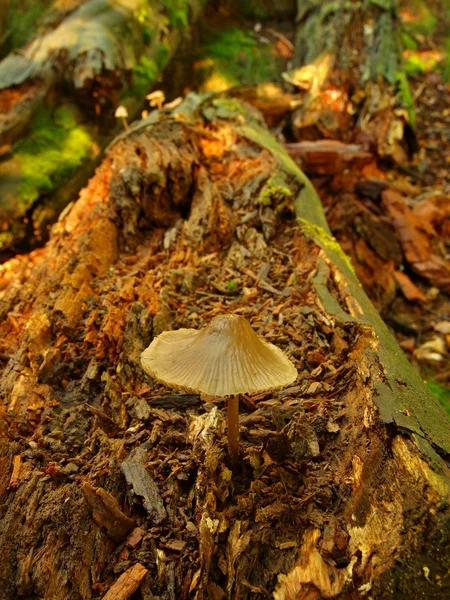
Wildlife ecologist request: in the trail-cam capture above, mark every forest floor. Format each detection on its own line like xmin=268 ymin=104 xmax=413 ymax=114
xmin=0 ymin=2 xmax=449 ymax=599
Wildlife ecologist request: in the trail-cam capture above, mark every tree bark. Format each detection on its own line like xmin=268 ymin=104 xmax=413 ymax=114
xmin=287 ymin=0 xmax=416 ymax=162
xmin=0 ymin=0 xmax=204 ymax=257
xmin=0 ymin=95 xmax=449 ymax=600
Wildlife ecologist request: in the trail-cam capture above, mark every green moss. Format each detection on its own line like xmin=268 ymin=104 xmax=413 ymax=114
xmin=258 ymin=174 xmax=293 ymax=206
xmin=132 ymin=56 xmax=160 ymax=95
xmin=201 ymin=97 xmax=262 ymax=125
xmin=401 ymin=31 xmax=418 ymax=51
xmin=201 ymin=27 xmax=280 ymax=87
xmin=16 ymin=107 xmax=92 ymax=210
xmin=426 ymin=381 xmax=450 ymax=417
xmin=404 ymin=52 xmax=440 ymax=76
xmin=134 ymin=1 xmax=155 ymax=44
xmin=298 ymin=218 xmax=355 ymax=275
xmin=395 ymin=71 xmax=416 ymax=127
xmin=156 ymin=42 xmax=170 ymax=70
xmin=162 ymin=0 xmax=189 ymax=28
xmin=237 ymin=122 xmax=331 ymax=233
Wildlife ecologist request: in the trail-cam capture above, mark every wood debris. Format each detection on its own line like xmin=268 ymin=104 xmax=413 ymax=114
xmin=102 ymin=563 xmax=148 ymax=600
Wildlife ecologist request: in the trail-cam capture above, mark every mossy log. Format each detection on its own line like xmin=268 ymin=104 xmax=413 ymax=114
xmin=287 ymin=0 xmax=415 ymax=162
xmin=0 ymin=96 xmax=449 ymax=600
xmin=0 ymin=0 xmax=204 ymax=257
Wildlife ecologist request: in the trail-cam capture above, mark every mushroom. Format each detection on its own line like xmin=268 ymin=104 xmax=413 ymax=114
xmin=141 ymin=314 xmax=297 ymax=461
xmin=146 ymin=90 xmax=165 ymax=110
xmin=115 ymin=105 xmax=129 ymax=130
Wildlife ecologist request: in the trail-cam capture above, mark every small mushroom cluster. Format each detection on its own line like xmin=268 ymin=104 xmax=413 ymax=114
xmin=141 ymin=314 xmax=297 ymax=461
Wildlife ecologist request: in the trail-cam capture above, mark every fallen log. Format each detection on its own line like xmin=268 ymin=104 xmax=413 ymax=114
xmin=0 ymin=95 xmax=449 ymax=600
xmin=0 ymin=0 xmax=204 ymax=257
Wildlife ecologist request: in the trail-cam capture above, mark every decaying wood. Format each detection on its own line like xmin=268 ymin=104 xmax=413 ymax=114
xmin=81 ymin=482 xmax=135 ymax=542
xmin=287 ymin=0 xmax=415 ymax=163
xmin=0 ymin=96 xmax=449 ymax=599
xmin=285 ymin=140 xmax=372 ymax=175
xmin=0 ymin=0 xmax=204 ymax=256
xmin=102 ymin=563 xmax=148 ymax=600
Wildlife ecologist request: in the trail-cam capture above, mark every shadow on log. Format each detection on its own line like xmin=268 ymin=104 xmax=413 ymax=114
xmin=0 ymin=95 xmax=449 ymax=599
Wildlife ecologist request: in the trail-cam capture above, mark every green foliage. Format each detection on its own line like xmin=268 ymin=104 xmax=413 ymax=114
xmin=395 ymin=71 xmax=416 ymax=127
xmin=3 ymin=0 xmax=48 ymax=55
xmin=369 ymin=0 xmax=394 ymax=8
xmin=162 ymin=0 xmax=190 ymax=28
xmin=134 ymin=2 xmax=154 ymax=44
xmin=132 ymin=41 xmax=170 ymax=95
xmin=201 ymin=27 xmax=279 ymax=87
xmin=402 ymin=0 xmax=437 ymax=37
xmin=426 ymin=381 xmax=450 ymax=417
xmin=133 ymin=57 xmax=160 ymax=94
xmin=403 ymin=52 xmax=439 ymax=76
xmin=16 ymin=107 xmax=92 ymax=209
xmin=401 ymin=31 xmax=419 ymax=51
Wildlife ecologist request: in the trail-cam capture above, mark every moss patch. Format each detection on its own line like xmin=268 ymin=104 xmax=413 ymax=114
xmin=258 ymin=174 xmax=293 ymax=206
xmin=237 ymin=121 xmax=331 ymax=233
xmin=298 ymin=219 xmax=356 ymax=275
xmin=15 ymin=106 xmax=92 ymax=211
xmin=200 ymin=27 xmax=281 ymax=89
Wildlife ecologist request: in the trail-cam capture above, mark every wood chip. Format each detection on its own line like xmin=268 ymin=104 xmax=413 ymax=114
xmin=102 ymin=563 xmax=148 ymax=600
xmin=7 ymin=455 xmax=23 ymax=490
xmin=81 ymin=482 xmax=135 ymax=542
xmin=162 ymin=539 xmax=186 ymax=552
xmin=126 ymin=527 xmax=145 ymax=549
xmin=121 ymin=448 xmax=167 ymax=524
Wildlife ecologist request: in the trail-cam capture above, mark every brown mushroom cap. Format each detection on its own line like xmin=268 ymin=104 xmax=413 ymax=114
xmin=141 ymin=314 xmax=297 ymax=396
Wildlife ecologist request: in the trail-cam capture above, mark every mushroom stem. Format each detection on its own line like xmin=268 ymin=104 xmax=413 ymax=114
xmin=121 ymin=117 xmax=129 ymax=131
xmin=227 ymin=395 xmax=240 ymax=461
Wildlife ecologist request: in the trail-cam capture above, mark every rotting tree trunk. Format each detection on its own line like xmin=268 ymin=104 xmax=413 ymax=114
xmin=286 ymin=0 xmax=415 ymax=163
xmin=0 ymin=0 xmax=204 ymax=258
xmin=0 ymin=95 xmax=449 ymax=600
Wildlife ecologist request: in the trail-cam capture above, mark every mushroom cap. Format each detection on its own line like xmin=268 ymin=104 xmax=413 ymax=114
xmin=146 ymin=90 xmax=165 ymax=106
xmin=141 ymin=314 xmax=297 ymax=397
xmin=114 ymin=105 xmax=128 ymax=118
